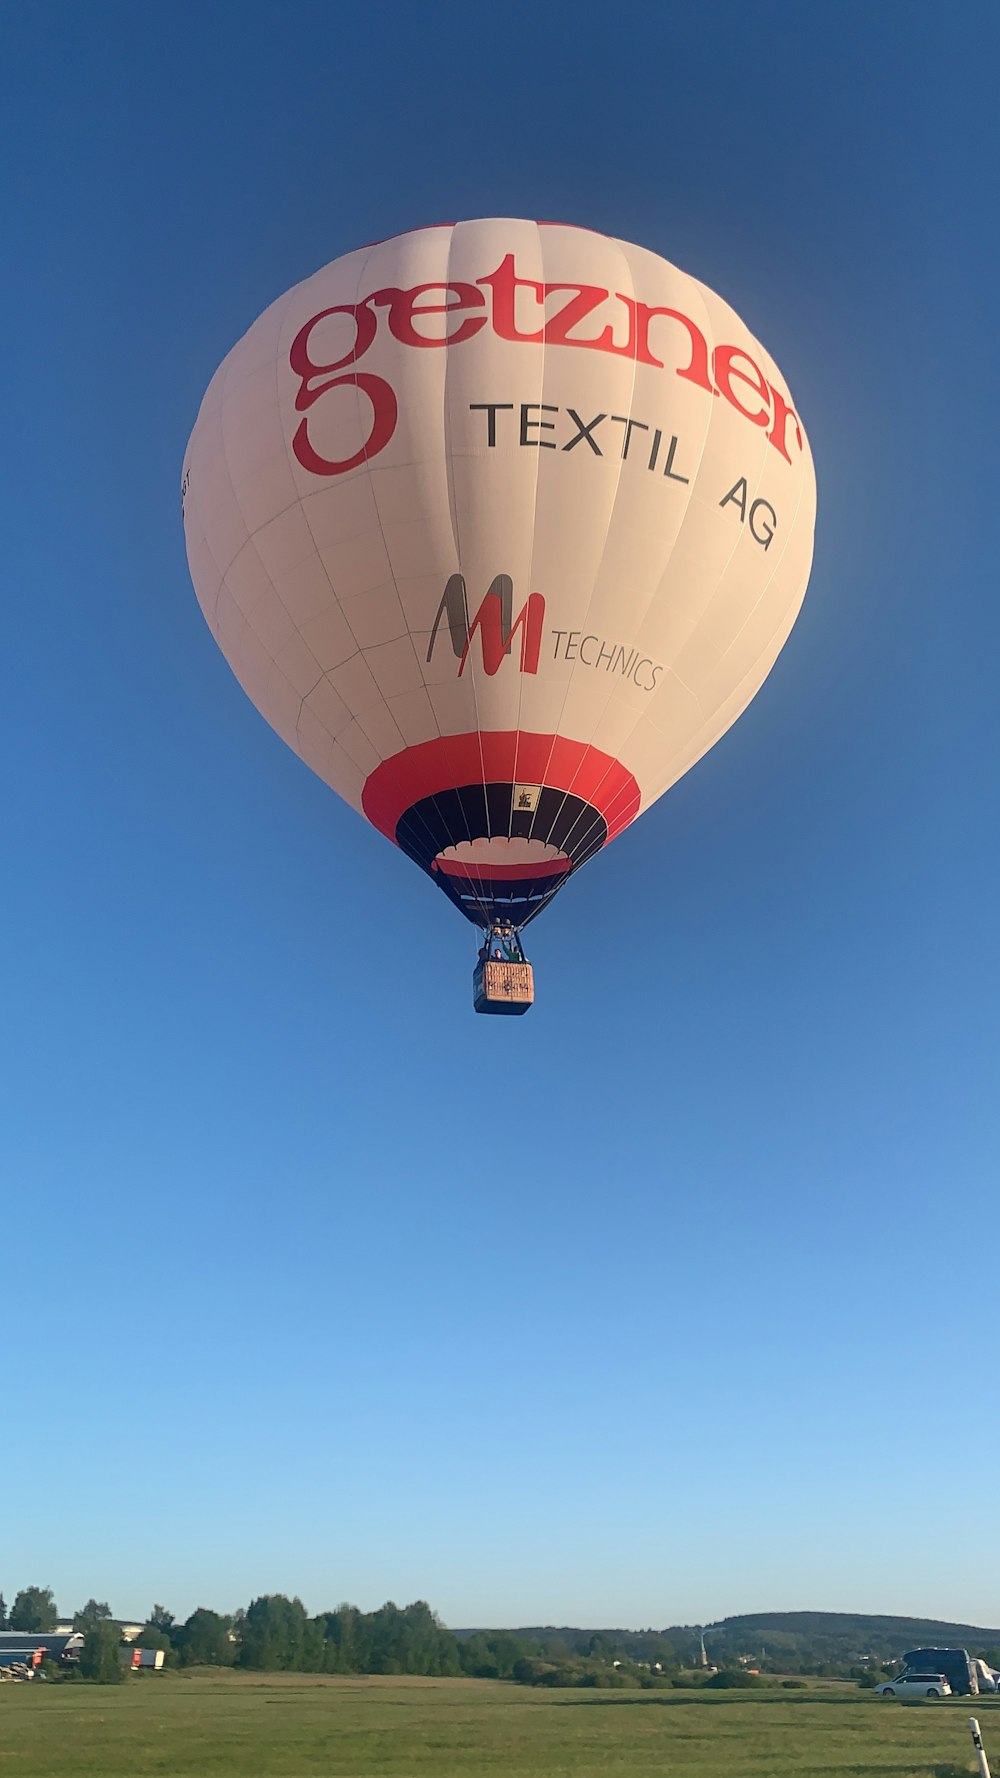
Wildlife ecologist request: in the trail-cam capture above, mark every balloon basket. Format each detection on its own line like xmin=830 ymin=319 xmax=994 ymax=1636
xmin=473 ymin=958 xmax=535 ymax=1016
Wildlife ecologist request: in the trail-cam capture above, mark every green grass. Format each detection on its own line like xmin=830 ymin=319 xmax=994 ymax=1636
xmin=1 ymin=1670 xmax=996 ymax=1778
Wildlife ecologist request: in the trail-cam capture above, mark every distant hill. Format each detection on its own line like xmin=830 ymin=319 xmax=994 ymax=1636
xmin=454 ymin=1612 xmax=1000 ymax=1670
xmin=714 ymin=1611 xmax=1000 ymax=1649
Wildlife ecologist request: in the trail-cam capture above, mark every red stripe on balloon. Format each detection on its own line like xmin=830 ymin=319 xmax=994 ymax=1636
xmin=361 ymin=732 xmax=640 ymax=846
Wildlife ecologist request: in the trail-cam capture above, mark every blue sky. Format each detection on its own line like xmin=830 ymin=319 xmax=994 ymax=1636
xmin=3 ymin=0 xmax=997 ymax=1630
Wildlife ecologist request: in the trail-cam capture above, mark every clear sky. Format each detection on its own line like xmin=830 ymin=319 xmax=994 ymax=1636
xmin=3 ymin=1 xmax=997 ymax=1631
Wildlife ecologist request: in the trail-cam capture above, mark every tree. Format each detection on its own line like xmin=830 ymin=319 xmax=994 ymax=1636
xmin=137 ymin=1623 xmax=173 ymax=1659
xmin=9 ymin=1587 xmax=57 ymax=1633
xmin=512 ymin=1656 xmax=546 ymax=1684
xmin=140 ymin=1606 xmax=176 ymax=1661
xmin=0 ymin=1594 xmax=7 ymax=1629
xmin=238 ymin=1595 xmax=321 ymax=1671
xmin=176 ymin=1608 xmax=234 ymax=1667
xmin=540 ymin=1636 xmax=573 ymax=1664
xmin=460 ymin=1631 xmax=529 ymax=1680
xmin=319 ymin=1604 xmax=364 ymax=1673
xmin=461 ymin=1632 xmax=499 ymax=1678
xmin=641 ymin=1633 xmax=677 ymax=1670
xmin=79 ymin=1620 xmax=125 ymax=1684
xmin=74 ymin=1599 xmax=113 ymax=1630
xmin=362 ymin=1600 xmax=460 ymax=1677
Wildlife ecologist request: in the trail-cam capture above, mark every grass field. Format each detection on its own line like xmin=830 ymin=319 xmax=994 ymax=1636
xmin=2 ymin=1670 xmax=996 ymax=1778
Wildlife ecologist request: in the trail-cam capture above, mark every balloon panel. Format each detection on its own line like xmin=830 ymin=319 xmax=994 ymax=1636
xmin=183 ymin=220 xmax=816 ymax=927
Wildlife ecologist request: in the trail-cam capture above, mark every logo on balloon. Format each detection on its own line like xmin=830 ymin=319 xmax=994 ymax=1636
xmin=426 ymin=574 xmax=544 ymax=677
xmin=288 ymin=252 xmax=805 ymax=478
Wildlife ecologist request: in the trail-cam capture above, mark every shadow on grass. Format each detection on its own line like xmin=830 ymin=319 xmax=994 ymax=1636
xmin=551 ymin=1685 xmax=996 ymax=1713
xmin=553 ymin=1693 xmax=878 ymax=1708
xmin=807 ymin=1768 xmax=972 ymax=1776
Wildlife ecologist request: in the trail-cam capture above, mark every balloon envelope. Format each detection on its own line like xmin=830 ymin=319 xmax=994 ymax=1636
xmin=183 ymin=220 xmax=816 ymax=928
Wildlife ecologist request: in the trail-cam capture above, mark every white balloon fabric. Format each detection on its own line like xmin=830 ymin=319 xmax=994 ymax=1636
xmin=182 ymin=219 xmax=816 ymax=929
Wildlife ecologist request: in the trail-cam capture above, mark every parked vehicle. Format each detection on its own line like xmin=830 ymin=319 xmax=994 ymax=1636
xmin=876 ymin=1672 xmax=952 ymax=1699
xmin=0 ymin=1631 xmax=82 ymax=1666
xmin=903 ymin=1647 xmax=977 ymax=1696
xmin=120 ymin=1646 xmax=165 ymax=1670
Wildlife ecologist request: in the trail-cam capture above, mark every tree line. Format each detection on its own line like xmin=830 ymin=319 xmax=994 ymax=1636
xmin=8 ymin=1587 xmax=997 ymax=1689
xmin=1 ymin=1587 xmax=689 ymax=1687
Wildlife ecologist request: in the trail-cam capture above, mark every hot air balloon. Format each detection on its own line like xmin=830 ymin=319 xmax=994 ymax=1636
xmin=182 ymin=220 xmax=816 ymax=1013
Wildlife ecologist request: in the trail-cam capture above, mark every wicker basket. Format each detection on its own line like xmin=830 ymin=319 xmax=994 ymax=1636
xmin=473 ymin=959 xmax=535 ymax=1014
